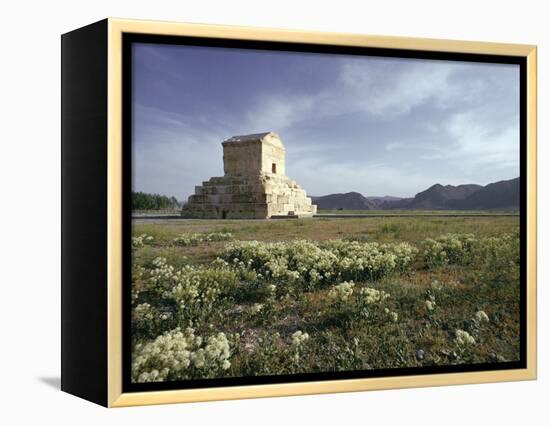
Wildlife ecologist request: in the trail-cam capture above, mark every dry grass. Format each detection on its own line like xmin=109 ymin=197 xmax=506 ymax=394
xmin=133 ymin=216 xmax=518 ymax=264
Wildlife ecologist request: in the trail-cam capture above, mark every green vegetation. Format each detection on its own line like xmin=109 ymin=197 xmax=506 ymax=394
xmin=132 ymin=191 xmax=180 ymax=211
xmin=131 ymin=216 xmax=520 ymax=382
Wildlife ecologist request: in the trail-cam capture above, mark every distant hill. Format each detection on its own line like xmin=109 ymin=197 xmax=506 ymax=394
xmin=313 ymin=177 xmax=519 ymax=211
xmin=311 ymin=192 xmax=377 ymax=210
xmin=409 ymin=183 xmax=482 ymax=210
xmin=365 ymin=195 xmax=409 ymax=210
xmin=458 ymin=177 xmax=520 ymax=209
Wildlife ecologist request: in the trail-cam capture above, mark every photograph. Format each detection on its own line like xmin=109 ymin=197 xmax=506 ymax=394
xmin=128 ymin=40 xmax=523 ymax=385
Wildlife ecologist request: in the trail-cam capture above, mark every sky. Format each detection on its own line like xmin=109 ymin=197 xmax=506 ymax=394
xmin=132 ymin=42 xmax=520 ymax=200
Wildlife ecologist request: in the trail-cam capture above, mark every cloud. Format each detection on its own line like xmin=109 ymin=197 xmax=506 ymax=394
xmin=131 ymin=45 xmax=520 ymax=199
xmin=244 ymin=94 xmax=316 ymax=132
xmin=132 ymin=104 xmax=232 ymax=200
xmin=244 ymin=56 xmax=470 ymax=133
xmin=338 ymin=58 xmax=459 ymax=117
xmin=385 ymin=141 xmax=404 ymax=152
xmin=289 ymin=155 xmax=444 ymax=197
xmin=438 ymin=110 xmax=519 ymax=172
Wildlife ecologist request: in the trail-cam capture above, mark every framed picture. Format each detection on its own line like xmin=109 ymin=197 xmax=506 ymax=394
xmin=61 ymin=18 xmax=537 ymax=407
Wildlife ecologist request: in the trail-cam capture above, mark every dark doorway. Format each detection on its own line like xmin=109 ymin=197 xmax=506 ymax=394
xmin=272 ymin=163 xmax=277 ymax=173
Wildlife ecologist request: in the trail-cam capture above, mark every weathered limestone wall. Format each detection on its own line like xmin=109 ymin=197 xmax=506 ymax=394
xmin=222 ymin=141 xmax=262 ymax=176
xmin=182 ymin=132 xmax=317 ymax=219
xmin=260 ymin=138 xmax=285 ymax=176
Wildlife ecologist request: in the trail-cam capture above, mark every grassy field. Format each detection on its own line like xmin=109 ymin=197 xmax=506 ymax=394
xmin=130 ymin=216 xmax=520 ymax=383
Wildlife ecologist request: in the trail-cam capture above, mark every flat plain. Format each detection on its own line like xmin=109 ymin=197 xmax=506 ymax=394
xmin=130 ymin=214 xmax=520 ymax=383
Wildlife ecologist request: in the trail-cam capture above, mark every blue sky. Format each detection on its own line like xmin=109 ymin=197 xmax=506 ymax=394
xmin=132 ymin=43 xmax=520 ymax=200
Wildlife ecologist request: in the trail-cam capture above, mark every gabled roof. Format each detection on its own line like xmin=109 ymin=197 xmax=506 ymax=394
xmin=222 ymin=132 xmax=284 ymax=148
xmin=224 ymin=132 xmax=274 ymax=143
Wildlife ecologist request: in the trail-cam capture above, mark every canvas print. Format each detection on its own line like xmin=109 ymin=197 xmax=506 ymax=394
xmin=129 ymin=42 xmax=521 ymax=385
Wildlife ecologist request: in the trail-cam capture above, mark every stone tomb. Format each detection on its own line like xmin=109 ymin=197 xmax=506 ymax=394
xmin=181 ymin=132 xmax=317 ymax=219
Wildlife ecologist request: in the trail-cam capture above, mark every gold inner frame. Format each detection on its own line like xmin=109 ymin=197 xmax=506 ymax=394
xmin=106 ymin=18 xmax=537 ymax=407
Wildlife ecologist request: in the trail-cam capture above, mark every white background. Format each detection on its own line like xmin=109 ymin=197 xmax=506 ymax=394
xmin=0 ymin=0 xmax=547 ymax=424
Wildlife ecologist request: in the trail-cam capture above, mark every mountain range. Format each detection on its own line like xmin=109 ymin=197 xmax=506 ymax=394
xmin=311 ymin=177 xmax=519 ymax=211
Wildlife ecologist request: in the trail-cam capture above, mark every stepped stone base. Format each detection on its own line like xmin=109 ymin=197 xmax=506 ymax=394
xmin=181 ymin=132 xmax=317 ymax=219
xmin=181 ymin=172 xmax=317 ymax=219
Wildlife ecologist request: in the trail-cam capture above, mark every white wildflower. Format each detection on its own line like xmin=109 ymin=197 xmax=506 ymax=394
xmin=425 ymin=300 xmax=435 ymax=311
xmin=455 ymin=329 xmax=476 ymax=346
xmin=131 ymin=328 xmax=232 ymax=383
xmin=475 ymin=310 xmax=490 ymax=323
xmin=358 ymin=287 xmax=390 ymax=305
xmin=328 ymin=281 xmax=355 ymax=303
xmin=291 ymin=330 xmax=310 ymax=346
xmin=250 ymin=303 xmax=264 ymax=314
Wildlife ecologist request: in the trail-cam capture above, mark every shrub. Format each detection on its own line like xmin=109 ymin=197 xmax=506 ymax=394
xmin=132 ymin=233 xmax=154 ymax=249
xmin=355 ymin=286 xmax=392 ymax=322
xmin=173 ymin=232 xmax=234 ymax=246
xmin=475 ymin=310 xmax=490 ymax=324
xmin=328 ymin=281 xmax=355 ymax=303
xmin=134 ymin=257 xmax=238 ymax=329
xmin=220 ymin=239 xmax=418 ymax=291
xmin=423 ymin=233 xmax=477 ymax=268
xmin=132 ymin=302 xmax=173 ymax=339
xmin=322 ymin=240 xmax=418 ymax=280
xmin=455 ymin=329 xmax=476 ymax=346
xmin=131 ymin=327 xmax=233 ymax=382
xmin=476 ymin=231 xmax=520 ymax=285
